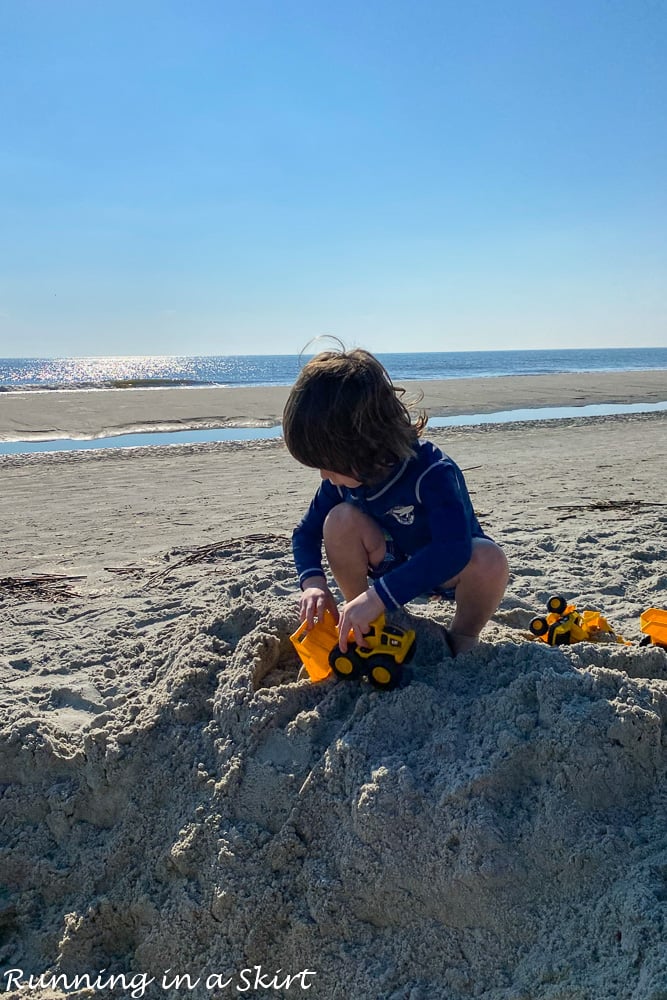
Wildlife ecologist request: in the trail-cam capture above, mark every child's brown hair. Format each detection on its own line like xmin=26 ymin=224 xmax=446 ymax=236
xmin=282 ymin=348 xmax=427 ymax=482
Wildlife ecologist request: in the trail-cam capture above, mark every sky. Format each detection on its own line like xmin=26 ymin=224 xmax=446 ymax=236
xmin=0 ymin=0 xmax=665 ymax=358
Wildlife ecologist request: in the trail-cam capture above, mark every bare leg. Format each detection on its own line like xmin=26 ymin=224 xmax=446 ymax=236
xmin=323 ymin=504 xmax=386 ymax=601
xmin=324 ymin=506 xmax=508 ymax=656
xmin=443 ymin=538 xmax=509 ymax=655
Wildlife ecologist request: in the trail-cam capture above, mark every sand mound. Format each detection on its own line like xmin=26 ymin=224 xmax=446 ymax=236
xmin=2 ymin=546 xmax=667 ymax=1000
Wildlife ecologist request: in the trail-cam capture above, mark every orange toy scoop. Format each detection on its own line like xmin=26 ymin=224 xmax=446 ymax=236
xmin=290 ymin=610 xmax=340 ymax=681
xmin=640 ymin=608 xmax=667 ymax=648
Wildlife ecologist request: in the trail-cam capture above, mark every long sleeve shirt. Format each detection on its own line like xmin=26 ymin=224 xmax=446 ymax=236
xmin=292 ymin=440 xmax=487 ymax=609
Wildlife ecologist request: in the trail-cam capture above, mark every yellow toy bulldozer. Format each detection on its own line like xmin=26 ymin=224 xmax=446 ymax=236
xmin=529 ymin=595 xmax=627 ymax=646
xmin=290 ymin=610 xmax=416 ymax=690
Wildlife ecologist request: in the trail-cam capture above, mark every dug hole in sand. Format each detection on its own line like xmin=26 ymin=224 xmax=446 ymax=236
xmin=1 ymin=534 xmax=667 ymax=1000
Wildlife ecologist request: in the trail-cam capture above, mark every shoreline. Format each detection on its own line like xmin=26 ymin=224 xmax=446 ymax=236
xmin=1 ymin=408 xmax=665 ymax=470
xmin=1 ymin=369 xmax=667 ymax=441
xmin=2 ymin=362 xmax=666 ymax=394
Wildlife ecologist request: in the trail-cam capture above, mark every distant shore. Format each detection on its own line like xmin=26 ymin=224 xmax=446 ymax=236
xmin=1 ymin=369 xmax=666 ymax=441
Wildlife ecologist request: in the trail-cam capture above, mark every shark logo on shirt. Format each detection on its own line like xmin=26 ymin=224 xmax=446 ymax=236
xmin=387 ymin=504 xmax=415 ymax=525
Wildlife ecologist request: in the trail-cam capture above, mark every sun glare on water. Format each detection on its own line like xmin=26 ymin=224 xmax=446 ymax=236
xmin=23 ymin=356 xmax=199 ymax=388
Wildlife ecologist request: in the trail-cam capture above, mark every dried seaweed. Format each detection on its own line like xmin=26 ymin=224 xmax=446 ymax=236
xmin=0 ymin=573 xmax=85 ymax=603
xmin=104 ymin=565 xmax=146 ymax=577
xmin=546 ymin=499 xmax=667 ymax=522
xmin=147 ymin=533 xmax=291 ymax=583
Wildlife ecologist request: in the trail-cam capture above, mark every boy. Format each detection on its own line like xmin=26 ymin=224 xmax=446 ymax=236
xmin=282 ymin=348 xmax=509 ymax=656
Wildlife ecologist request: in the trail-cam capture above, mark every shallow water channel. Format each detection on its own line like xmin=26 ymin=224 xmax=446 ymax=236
xmin=2 ymin=400 xmax=666 ymax=456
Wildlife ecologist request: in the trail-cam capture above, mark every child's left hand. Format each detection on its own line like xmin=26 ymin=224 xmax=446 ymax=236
xmin=337 ymin=588 xmax=385 ymax=652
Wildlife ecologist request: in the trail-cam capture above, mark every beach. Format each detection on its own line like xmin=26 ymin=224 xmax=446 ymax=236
xmin=2 ymin=374 xmax=667 ymax=999
xmin=2 ymin=369 xmax=667 ymax=440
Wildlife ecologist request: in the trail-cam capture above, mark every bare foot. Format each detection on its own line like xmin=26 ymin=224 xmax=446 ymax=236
xmin=447 ymin=631 xmax=480 ymax=656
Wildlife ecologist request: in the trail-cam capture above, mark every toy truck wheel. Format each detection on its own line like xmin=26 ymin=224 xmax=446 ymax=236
xmin=367 ymin=654 xmax=402 ymax=691
xmin=529 ymin=616 xmax=549 ymax=637
xmin=547 ymin=595 xmax=568 ymax=615
xmin=329 ymin=646 xmax=364 ymax=680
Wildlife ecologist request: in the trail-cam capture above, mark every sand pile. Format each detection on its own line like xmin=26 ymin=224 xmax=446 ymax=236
xmin=2 ymin=536 xmax=667 ymax=1000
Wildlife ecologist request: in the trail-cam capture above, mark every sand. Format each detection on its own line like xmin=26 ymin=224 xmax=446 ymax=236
xmin=1 ymin=376 xmax=667 ymax=999
xmin=2 ymin=369 xmax=667 ymax=440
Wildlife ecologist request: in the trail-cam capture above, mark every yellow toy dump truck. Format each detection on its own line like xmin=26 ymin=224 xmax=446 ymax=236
xmin=639 ymin=609 xmax=667 ymax=648
xmin=529 ymin=595 xmax=626 ymax=646
xmin=290 ymin=611 xmax=416 ymax=690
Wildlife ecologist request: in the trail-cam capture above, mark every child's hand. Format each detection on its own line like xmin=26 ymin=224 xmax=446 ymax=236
xmin=300 ymin=579 xmax=339 ymax=630
xmin=337 ymin=588 xmax=385 ymax=652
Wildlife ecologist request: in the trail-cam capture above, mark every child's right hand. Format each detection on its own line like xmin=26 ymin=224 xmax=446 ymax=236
xmin=300 ymin=578 xmax=339 ymax=630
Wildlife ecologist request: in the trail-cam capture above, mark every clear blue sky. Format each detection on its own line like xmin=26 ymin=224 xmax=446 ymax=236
xmin=1 ymin=0 xmax=665 ymax=357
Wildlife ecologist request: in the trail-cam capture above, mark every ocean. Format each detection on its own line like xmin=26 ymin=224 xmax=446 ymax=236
xmin=1 ymin=347 xmax=667 ymax=391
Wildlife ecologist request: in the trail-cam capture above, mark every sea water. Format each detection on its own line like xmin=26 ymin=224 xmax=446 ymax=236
xmin=1 ymin=347 xmax=667 ymax=391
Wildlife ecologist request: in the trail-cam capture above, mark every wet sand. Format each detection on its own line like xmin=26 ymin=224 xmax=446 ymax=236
xmin=1 ymin=368 xmax=666 ymax=440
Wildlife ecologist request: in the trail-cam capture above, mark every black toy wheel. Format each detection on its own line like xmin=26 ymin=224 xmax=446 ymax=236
xmin=367 ymin=653 xmax=403 ymax=691
xmin=529 ymin=616 xmax=549 ymax=637
xmin=329 ymin=645 xmax=364 ymax=680
xmin=547 ymin=595 xmax=568 ymax=615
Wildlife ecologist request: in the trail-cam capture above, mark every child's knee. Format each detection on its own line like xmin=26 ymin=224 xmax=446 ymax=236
xmin=323 ymin=502 xmax=365 ymax=539
xmin=471 ymin=538 xmax=509 ymax=582
xmin=323 ymin=504 xmax=385 ymax=557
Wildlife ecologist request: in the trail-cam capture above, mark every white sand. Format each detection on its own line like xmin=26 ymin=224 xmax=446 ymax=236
xmin=1 ymin=385 xmax=667 ymax=998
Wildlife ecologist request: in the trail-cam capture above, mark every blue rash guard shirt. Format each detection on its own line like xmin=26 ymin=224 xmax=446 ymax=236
xmin=292 ymin=440 xmax=487 ymax=609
